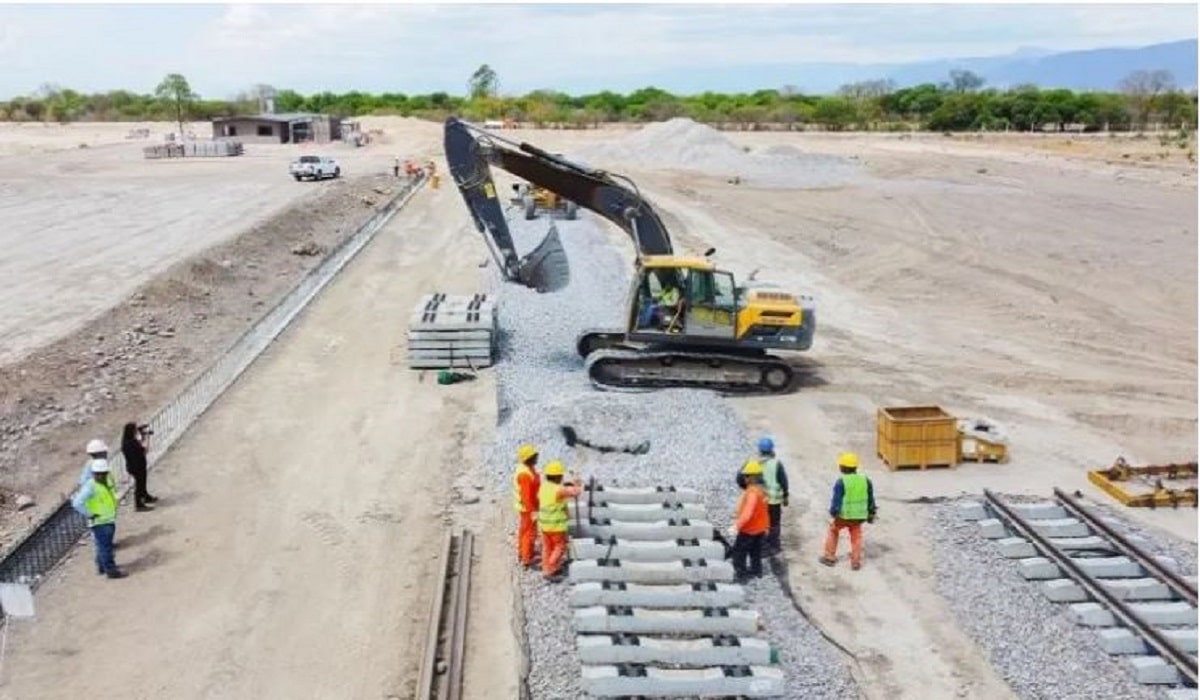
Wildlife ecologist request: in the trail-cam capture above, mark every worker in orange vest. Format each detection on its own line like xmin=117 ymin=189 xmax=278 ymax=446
xmin=512 ymin=444 xmax=541 ymax=568
xmin=537 ymin=460 xmax=581 ymax=582
xmin=820 ymin=451 xmax=877 ymax=571
xmin=728 ymin=460 xmax=770 ymax=582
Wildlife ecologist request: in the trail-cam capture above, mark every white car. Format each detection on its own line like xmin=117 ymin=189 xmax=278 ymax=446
xmin=289 ymin=155 xmax=340 ymax=181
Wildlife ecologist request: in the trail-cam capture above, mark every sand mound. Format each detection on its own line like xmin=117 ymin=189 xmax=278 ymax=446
xmin=575 ymin=118 xmax=861 ymax=188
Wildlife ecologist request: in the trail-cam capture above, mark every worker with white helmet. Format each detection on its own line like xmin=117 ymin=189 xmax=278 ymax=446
xmin=820 ymin=452 xmax=877 ymax=571
xmin=79 ymin=438 xmax=115 ymax=490
xmin=71 ymin=450 xmax=126 ymax=579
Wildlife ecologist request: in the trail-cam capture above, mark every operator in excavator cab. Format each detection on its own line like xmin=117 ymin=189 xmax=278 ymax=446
xmin=638 ymin=269 xmax=687 ymax=332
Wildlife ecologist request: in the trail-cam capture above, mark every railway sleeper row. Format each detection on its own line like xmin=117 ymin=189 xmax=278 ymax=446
xmin=961 ymin=496 xmax=1198 ymax=690
xmin=568 ymin=481 xmax=785 ymax=698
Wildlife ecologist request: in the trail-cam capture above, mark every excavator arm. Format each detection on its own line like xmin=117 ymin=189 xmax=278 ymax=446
xmin=443 ymin=117 xmax=673 ymax=292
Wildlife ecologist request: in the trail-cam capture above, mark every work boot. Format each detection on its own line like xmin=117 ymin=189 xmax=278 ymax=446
xmin=819 ymin=556 xmax=836 ymax=567
xmin=144 ymin=495 xmax=159 ymax=504
xmin=106 ymin=570 xmax=127 ymax=579
xmin=851 ymin=561 xmax=862 ymax=571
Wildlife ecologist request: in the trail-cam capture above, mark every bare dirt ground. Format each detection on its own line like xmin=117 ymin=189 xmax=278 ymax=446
xmin=0 ymin=119 xmax=1193 ymax=700
xmin=0 ymin=180 xmax=518 ymax=699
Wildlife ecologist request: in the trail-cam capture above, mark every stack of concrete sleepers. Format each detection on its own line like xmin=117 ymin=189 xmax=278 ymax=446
xmin=567 ymin=482 xmax=785 ymax=697
xmin=407 ymin=292 xmax=497 ymax=369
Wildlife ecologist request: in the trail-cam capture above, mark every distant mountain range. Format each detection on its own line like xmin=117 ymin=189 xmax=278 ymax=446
xmin=615 ymin=39 xmax=1197 ymax=94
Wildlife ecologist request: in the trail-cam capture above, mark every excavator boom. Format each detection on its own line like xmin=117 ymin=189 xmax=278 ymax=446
xmin=443 ymin=117 xmax=673 ymax=291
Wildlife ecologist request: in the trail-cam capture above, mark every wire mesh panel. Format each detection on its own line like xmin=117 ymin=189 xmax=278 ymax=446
xmin=0 ymin=175 xmax=426 ymax=594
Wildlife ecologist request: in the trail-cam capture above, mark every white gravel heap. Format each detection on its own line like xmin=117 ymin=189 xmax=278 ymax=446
xmin=481 ymin=211 xmax=858 ymax=698
xmin=572 ymin=117 xmax=862 ymax=188
xmin=929 ymin=498 xmax=1188 ymax=700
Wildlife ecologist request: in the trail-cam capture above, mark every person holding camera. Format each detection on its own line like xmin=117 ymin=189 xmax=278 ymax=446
xmin=121 ymin=422 xmax=157 ymax=511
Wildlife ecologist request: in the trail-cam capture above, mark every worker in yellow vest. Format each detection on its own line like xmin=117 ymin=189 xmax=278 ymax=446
xmin=512 ymin=444 xmax=541 ymax=568
xmin=537 ymin=460 xmax=581 ymax=582
xmin=820 ymin=452 xmax=877 ymax=571
xmin=755 ymin=437 xmax=789 ymax=556
xmin=71 ymin=458 xmax=126 ymax=579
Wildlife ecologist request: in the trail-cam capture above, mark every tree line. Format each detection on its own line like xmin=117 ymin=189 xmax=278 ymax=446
xmin=0 ymin=67 xmax=1194 ymax=133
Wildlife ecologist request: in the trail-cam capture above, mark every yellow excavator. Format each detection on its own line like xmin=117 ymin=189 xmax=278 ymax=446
xmin=511 ymin=181 xmax=579 ymax=221
xmin=443 ymin=117 xmax=816 ymax=393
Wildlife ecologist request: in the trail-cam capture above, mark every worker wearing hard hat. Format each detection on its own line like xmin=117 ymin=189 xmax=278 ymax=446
xmin=71 ymin=455 xmax=126 ymax=579
xmin=79 ymin=438 xmax=115 ymax=489
xmin=728 ymin=460 xmax=770 ymax=582
xmin=512 ymin=444 xmax=541 ymax=569
xmin=537 ymin=460 xmax=582 ymax=582
xmin=820 ymin=452 xmax=877 ymax=571
xmin=755 ymin=437 xmax=789 ymax=556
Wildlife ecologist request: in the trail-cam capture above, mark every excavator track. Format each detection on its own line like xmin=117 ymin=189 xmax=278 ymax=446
xmin=585 ymin=347 xmax=794 ymax=394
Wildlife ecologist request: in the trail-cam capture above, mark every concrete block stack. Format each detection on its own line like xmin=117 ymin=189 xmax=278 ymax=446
xmin=406 ymin=292 xmax=497 ymax=369
xmin=566 ymin=482 xmax=785 ymax=697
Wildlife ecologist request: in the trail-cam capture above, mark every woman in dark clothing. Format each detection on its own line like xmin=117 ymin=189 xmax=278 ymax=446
xmin=121 ymin=422 xmax=156 ymax=511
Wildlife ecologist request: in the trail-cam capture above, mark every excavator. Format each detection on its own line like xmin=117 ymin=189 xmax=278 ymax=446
xmin=443 ymin=117 xmax=816 ymax=393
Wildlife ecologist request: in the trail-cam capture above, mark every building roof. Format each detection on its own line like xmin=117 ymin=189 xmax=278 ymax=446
xmin=212 ymin=112 xmax=327 ymax=124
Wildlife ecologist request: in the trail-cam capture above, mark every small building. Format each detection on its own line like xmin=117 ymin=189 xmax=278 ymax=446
xmin=211 ymin=113 xmax=341 ymax=144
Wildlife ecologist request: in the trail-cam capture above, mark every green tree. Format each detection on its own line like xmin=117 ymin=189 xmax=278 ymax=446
xmin=469 ymin=64 xmax=499 ymax=99
xmin=948 ymin=69 xmax=985 ymax=93
xmin=812 ymin=97 xmax=856 ymax=131
xmin=155 ymin=73 xmax=196 ymax=139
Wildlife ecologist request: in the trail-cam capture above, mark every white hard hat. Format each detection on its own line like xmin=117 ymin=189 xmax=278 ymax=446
xmin=86 ymin=439 xmax=108 ymax=454
xmin=90 ymin=458 xmax=111 ymax=473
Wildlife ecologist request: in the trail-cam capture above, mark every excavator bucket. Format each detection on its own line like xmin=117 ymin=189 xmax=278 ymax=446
xmin=516 ymin=223 xmax=570 ymax=292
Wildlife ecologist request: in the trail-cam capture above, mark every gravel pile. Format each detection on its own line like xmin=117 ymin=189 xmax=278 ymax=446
xmin=481 ymin=213 xmax=858 ymax=698
xmin=572 ymin=118 xmax=862 ymax=188
xmin=928 ymin=498 xmax=1178 ymax=700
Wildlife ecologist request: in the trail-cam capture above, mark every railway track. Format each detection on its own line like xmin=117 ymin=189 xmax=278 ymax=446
xmin=973 ymin=489 xmax=1197 ymax=693
xmin=564 ymin=479 xmax=785 ymax=697
xmin=416 ymin=529 xmax=474 ymax=700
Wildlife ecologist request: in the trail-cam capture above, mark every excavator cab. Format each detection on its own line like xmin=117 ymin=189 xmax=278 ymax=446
xmin=629 ymin=259 xmax=737 ymax=342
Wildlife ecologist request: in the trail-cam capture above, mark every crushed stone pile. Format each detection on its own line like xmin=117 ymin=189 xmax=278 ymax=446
xmin=479 ymin=213 xmax=859 ymax=698
xmin=573 ymin=118 xmax=862 ymax=188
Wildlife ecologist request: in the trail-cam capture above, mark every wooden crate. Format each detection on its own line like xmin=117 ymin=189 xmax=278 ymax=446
xmin=877 ymin=406 xmax=959 ymax=470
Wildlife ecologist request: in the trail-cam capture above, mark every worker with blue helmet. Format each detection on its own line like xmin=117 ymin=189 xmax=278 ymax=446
xmin=750 ymin=435 xmax=789 ymax=555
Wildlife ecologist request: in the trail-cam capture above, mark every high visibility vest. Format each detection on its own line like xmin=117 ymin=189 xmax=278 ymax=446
xmin=839 ymin=473 xmax=869 ymax=521
xmin=84 ymin=481 xmax=117 ymax=527
xmin=512 ymin=464 xmax=536 ymax=513
xmin=658 ymin=287 xmax=680 ymax=306
xmin=761 ymin=457 xmax=783 ymax=505
xmin=537 ymin=482 xmax=569 ymax=533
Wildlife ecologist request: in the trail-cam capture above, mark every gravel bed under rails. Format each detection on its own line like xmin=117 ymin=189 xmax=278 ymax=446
xmin=480 ymin=211 xmax=859 ymax=698
xmin=928 ymin=497 xmax=1186 ymax=700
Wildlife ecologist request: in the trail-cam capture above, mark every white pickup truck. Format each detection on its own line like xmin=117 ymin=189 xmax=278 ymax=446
xmin=289 ymin=155 xmax=340 ymax=181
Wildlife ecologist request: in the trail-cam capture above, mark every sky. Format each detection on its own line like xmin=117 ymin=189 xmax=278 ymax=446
xmin=0 ymin=3 xmax=1195 ymax=99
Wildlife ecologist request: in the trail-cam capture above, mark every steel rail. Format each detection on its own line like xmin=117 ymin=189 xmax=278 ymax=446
xmin=984 ymin=489 xmax=1197 ymax=687
xmin=1054 ymin=488 xmax=1197 ymax=607
xmin=416 ymin=529 xmax=473 ymax=700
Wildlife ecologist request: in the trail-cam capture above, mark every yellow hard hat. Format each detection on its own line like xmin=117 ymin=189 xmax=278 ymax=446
xmin=517 ymin=444 xmax=538 ymax=463
xmin=742 ymin=460 xmax=764 ymax=476
xmin=544 ymin=460 xmax=565 ymax=477
xmin=837 ymin=452 xmax=859 ymax=469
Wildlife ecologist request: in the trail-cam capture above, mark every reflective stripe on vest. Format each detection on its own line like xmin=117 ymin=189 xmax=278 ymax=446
xmin=761 ymin=457 xmax=783 ymax=505
xmin=839 ymin=473 xmax=869 ymax=521
xmin=537 ymin=481 xmax=569 ymax=533
xmin=512 ymin=464 xmax=534 ymax=513
xmin=85 ymin=481 xmax=117 ymax=527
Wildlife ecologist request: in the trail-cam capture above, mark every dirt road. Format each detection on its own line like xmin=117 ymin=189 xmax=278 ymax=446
xmin=0 ymin=182 xmax=517 ymax=699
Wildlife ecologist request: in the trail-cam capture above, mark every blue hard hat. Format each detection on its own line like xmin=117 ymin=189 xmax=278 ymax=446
xmin=757 ymin=437 xmax=774 ymax=453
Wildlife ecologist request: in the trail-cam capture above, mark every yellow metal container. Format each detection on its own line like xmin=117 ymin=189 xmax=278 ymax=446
xmin=877 ymin=406 xmax=959 ymax=470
